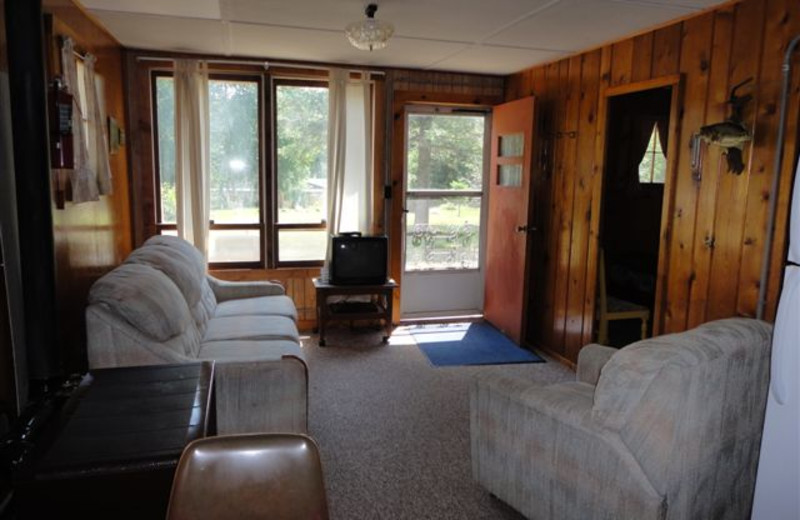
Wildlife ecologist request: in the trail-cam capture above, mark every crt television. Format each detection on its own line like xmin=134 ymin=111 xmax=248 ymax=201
xmin=330 ymin=233 xmax=388 ymax=285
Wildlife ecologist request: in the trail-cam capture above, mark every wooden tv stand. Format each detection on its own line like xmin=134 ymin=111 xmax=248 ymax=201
xmin=313 ymin=278 xmax=397 ymax=346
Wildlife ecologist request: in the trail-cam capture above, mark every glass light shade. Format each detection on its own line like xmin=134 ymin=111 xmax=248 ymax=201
xmin=345 ymin=18 xmax=394 ymax=51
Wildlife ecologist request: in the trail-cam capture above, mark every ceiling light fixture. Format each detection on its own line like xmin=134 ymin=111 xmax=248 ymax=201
xmin=345 ymin=4 xmax=394 ymax=52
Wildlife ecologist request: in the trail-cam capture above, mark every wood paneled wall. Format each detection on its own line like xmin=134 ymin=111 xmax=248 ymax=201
xmin=390 ymin=69 xmax=504 ymax=97
xmin=505 ymin=0 xmax=800 ymax=364
xmin=43 ymin=0 xmax=133 ymax=372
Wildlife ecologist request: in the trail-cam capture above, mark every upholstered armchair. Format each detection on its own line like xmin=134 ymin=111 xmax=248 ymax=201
xmin=471 ymin=318 xmax=772 ymax=520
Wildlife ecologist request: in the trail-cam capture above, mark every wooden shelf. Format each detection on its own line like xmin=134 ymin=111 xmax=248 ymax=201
xmin=313 ymin=278 xmax=397 ymax=346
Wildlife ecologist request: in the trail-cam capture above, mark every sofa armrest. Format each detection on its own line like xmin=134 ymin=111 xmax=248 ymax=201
xmin=470 ymin=374 xmax=664 ymax=520
xmin=576 ymin=343 xmax=618 ymax=385
xmin=213 ymin=356 xmax=308 ymax=434
xmin=207 ymin=275 xmax=286 ymax=302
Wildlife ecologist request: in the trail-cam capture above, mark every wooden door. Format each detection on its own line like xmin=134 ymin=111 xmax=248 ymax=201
xmin=484 ymin=97 xmax=536 ymax=344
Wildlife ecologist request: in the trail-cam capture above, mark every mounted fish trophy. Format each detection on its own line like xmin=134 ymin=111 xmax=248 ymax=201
xmin=691 ymin=77 xmax=754 ymax=176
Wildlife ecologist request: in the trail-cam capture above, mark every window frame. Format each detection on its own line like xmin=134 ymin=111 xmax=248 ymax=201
xmin=270 ymin=78 xmax=329 ymax=268
xmin=151 ymin=70 xmax=266 ymax=269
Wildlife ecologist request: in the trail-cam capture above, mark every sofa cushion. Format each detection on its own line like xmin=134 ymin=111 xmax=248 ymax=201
xmin=214 ymin=295 xmax=298 ymax=322
xmin=126 ymin=243 xmax=205 ymax=306
xmin=88 ymin=263 xmax=194 ymax=344
xmin=144 ymin=234 xmax=207 ymax=275
xmin=198 ymin=339 xmax=304 ymax=362
xmin=203 ymin=315 xmax=299 ymax=343
xmin=194 ymin=283 xmax=218 ymax=334
xmin=140 ymin=235 xmax=218 ymax=334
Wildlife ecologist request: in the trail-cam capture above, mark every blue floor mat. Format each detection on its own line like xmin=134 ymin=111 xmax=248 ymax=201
xmin=410 ymin=322 xmax=544 ymax=367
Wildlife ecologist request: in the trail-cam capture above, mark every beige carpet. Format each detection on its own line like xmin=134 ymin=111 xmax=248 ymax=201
xmin=303 ymin=324 xmax=574 ymax=519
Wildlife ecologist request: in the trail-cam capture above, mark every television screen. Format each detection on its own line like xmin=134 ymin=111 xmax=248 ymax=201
xmin=330 ymin=234 xmax=387 ymax=285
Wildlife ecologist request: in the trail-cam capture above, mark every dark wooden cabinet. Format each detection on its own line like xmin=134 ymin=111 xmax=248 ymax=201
xmin=16 ymin=362 xmax=215 ymax=519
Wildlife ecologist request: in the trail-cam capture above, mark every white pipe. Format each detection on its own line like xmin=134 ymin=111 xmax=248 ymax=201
xmin=757 ymin=34 xmax=800 ymax=320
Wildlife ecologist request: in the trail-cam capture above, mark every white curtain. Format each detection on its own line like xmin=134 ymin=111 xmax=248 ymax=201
xmin=326 ymin=68 xmax=374 ymax=263
xmin=83 ymin=54 xmax=113 ymax=195
xmin=60 ymin=38 xmax=98 ymax=203
xmin=174 ymin=59 xmax=210 ymax=259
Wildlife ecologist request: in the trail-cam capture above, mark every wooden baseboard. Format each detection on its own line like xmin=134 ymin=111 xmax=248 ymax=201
xmin=523 ymin=341 xmax=577 ymax=371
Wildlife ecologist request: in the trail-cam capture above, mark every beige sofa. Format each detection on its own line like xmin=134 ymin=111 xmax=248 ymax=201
xmin=471 ymin=318 xmax=772 ymax=520
xmin=86 ymin=235 xmax=307 ymax=434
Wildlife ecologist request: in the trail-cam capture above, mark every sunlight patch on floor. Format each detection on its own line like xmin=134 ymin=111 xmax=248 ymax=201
xmin=393 ymin=322 xmax=475 ymax=344
xmin=387 ymin=326 xmax=417 ymax=346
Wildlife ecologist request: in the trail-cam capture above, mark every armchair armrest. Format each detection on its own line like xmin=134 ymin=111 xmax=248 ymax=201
xmin=576 ymin=343 xmax=618 ymax=385
xmin=472 ymin=374 xmax=596 ymax=427
xmin=470 ymin=374 xmax=663 ymax=519
xmin=207 ymin=275 xmax=285 ymax=302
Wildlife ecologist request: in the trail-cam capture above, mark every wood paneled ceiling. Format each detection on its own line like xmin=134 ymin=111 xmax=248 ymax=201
xmin=80 ymin=0 xmax=726 ymax=74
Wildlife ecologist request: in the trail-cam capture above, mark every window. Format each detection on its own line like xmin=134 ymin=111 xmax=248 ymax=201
xmin=638 ymin=123 xmax=666 ymax=184
xmin=497 ymin=133 xmax=524 ymax=186
xmin=273 ymin=81 xmax=329 ymax=265
xmin=151 ymin=71 xmax=339 ymax=268
xmin=153 ymin=74 xmax=263 ymax=266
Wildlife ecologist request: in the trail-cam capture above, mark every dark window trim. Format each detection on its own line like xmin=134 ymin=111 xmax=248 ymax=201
xmin=151 ymin=71 xmax=266 ymax=269
xmin=271 ymin=78 xmax=330 ymax=268
xmin=277 ymin=222 xmax=327 ymax=230
xmin=151 ymin=70 xmax=169 ymax=226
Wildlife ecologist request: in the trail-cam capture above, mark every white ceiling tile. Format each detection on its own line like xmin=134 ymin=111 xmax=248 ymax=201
xmin=678 ymin=0 xmax=727 ymax=7
xmin=229 ymin=23 xmax=470 ymax=70
xmin=84 ymin=0 xmax=730 ymax=74
xmin=487 ymin=0 xmax=695 ymax=52
xmin=219 ymin=0 xmax=555 ymax=44
xmin=357 ymin=0 xmax=554 ymax=43
xmin=91 ymin=12 xmax=227 ymax=54
xmin=433 ymin=45 xmax=567 ymax=75
xmin=219 ymin=0 xmax=362 ymax=30
xmin=81 ymin=0 xmax=221 ymax=20
xmin=613 ymin=0 xmax=722 ymax=8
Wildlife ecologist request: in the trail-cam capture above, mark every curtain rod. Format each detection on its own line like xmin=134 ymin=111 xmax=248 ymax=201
xmin=135 ymin=55 xmax=385 ymax=76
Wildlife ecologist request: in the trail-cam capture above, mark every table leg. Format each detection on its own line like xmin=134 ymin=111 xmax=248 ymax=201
xmin=317 ymin=291 xmax=326 ymax=347
xmin=382 ymin=289 xmax=392 ymax=343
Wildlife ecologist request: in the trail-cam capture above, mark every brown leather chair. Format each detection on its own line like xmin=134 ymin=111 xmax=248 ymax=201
xmin=166 ymin=434 xmax=329 ymax=520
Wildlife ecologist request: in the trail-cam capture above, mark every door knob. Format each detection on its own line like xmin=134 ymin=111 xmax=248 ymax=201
xmin=516 ymin=225 xmax=538 ymax=233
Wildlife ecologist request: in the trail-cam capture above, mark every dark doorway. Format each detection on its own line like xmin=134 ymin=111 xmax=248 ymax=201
xmin=598 ymin=86 xmax=672 ymax=347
